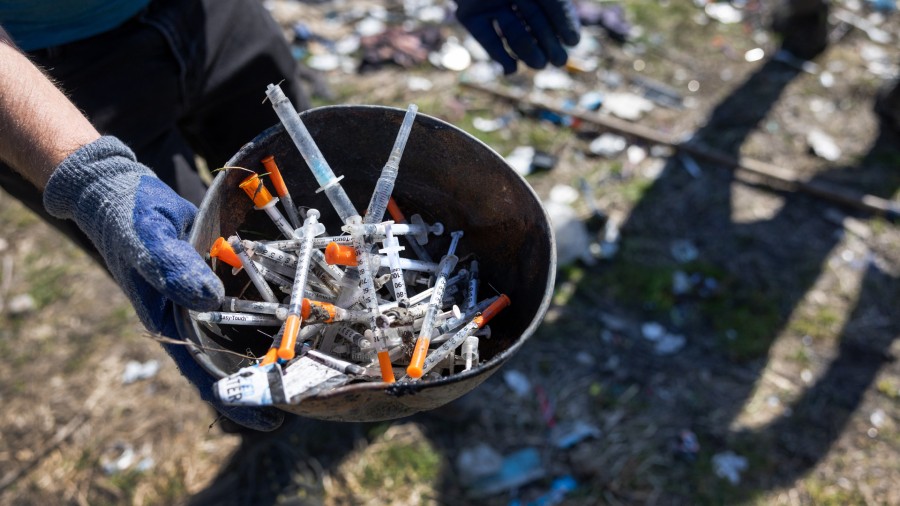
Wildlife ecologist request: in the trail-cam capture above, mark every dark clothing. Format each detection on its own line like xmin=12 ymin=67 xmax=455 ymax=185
xmin=0 ymin=0 xmax=308 ymax=259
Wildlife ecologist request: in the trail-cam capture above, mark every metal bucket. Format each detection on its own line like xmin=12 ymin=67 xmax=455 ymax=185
xmin=174 ymin=105 xmax=556 ymax=422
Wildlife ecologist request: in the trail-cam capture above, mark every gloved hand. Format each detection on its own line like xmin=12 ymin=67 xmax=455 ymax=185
xmin=43 ymin=136 xmax=284 ymax=432
xmin=455 ymin=0 xmax=581 ymax=74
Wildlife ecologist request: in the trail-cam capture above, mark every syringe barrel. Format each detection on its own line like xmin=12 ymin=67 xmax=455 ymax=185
xmin=266 ymin=83 xmax=358 ymax=223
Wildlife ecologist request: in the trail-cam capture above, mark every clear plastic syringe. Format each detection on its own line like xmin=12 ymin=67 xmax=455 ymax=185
xmin=192 ymin=311 xmax=282 ymax=326
xmin=265 ymin=83 xmax=358 ymax=224
xmin=461 ymin=336 xmax=479 ymax=371
xmin=238 ymin=174 xmax=295 ymax=239
xmin=210 ymin=238 xmax=292 ymax=294
xmin=351 ymin=229 xmax=396 ymax=383
xmin=222 ymin=296 xmax=286 ymax=315
xmin=387 ymin=197 xmax=433 ymax=263
xmin=378 ymin=222 xmax=410 ymax=308
xmin=278 ymin=209 xmax=325 ymax=361
xmin=416 ymin=294 xmax=509 ymax=378
xmin=261 ymin=155 xmax=302 ymax=229
xmin=341 ymin=221 xmax=443 ymax=244
xmin=363 ymin=104 xmax=417 ymax=224
xmin=406 ymin=231 xmax=463 ymax=379
xmin=325 ymin=241 xmax=438 ymax=272
xmin=466 ymin=260 xmax=479 ymax=312
xmin=226 ymin=236 xmax=279 ymax=303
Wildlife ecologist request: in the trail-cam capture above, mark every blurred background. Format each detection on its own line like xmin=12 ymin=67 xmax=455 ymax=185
xmin=1 ymin=0 xmax=899 ymax=504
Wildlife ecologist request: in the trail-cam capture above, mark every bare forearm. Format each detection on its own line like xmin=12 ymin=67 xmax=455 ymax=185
xmin=0 ymin=29 xmax=100 ymax=190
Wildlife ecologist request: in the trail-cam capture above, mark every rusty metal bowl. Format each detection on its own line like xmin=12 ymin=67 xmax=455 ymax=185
xmin=174 ymin=105 xmax=555 ymax=422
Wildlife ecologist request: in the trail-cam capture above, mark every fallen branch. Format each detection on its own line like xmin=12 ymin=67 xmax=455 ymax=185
xmin=461 ymin=82 xmax=900 ymax=220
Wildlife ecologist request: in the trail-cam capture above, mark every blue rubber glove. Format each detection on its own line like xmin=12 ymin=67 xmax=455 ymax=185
xmin=455 ymin=0 xmax=581 ymax=74
xmin=43 ymin=136 xmax=284 ymax=432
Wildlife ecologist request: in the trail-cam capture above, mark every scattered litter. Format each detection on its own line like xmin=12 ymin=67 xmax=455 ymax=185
xmin=360 ymin=26 xmax=442 ymax=70
xmin=575 ymin=351 xmax=595 ymax=366
xmin=654 ymin=333 xmax=686 ymax=355
xmin=548 ymin=184 xmax=580 ymax=205
xmin=433 ymin=37 xmax=472 ymax=71
xmin=674 ymin=430 xmax=700 ymax=461
xmin=630 ymin=75 xmax=684 ymax=109
xmin=598 ymin=217 xmax=620 ymax=259
xmin=534 ymin=68 xmax=574 ymax=90
xmin=871 ymin=409 xmax=886 ymax=428
xmin=467 ymin=447 xmax=546 ymax=498
xmin=535 ymin=385 xmax=556 ymax=427
xmin=550 ymin=420 xmax=601 ymax=449
xmin=833 ymin=9 xmax=892 ymax=44
xmin=577 ymin=91 xmax=604 ymax=111
xmin=122 ymin=359 xmax=161 ymax=384
xmin=355 ymin=17 xmax=386 ymax=37
xmin=578 ymin=1 xmax=632 ymax=41
xmin=807 ymin=129 xmax=842 ymax=161
xmin=670 ymin=239 xmax=699 ymax=263
xmin=473 ymin=115 xmax=510 ymax=132
xmin=7 ymin=293 xmax=35 ymax=315
xmin=744 ymin=48 xmax=765 ymax=63
xmin=307 ymin=54 xmax=341 ymax=72
xmin=712 ymin=451 xmax=748 ymax=485
xmin=462 ymin=35 xmax=490 ymax=61
xmin=544 ymin=201 xmax=594 ymax=265
xmin=503 ymin=370 xmax=533 ymax=397
xmin=456 ymin=443 xmax=504 ymax=485
xmin=672 ymin=270 xmax=692 ymax=295
xmin=100 ymin=443 xmax=135 ymax=475
xmin=407 ymin=76 xmax=433 ymax=91
xmin=772 ymin=49 xmax=819 ymax=74
xmin=603 ymin=92 xmax=654 ymax=121
xmin=704 ymin=2 xmax=742 ymax=24
xmin=641 ymin=321 xmax=666 ymax=341
xmin=588 ymin=133 xmax=627 ymax=157
xmin=626 ymin=145 xmax=647 ymax=165
xmin=679 ymin=153 xmax=702 ymax=177
xmin=462 ymin=61 xmax=503 ymax=84
xmin=506 ymin=146 xmax=536 ymax=176
xmin=510 ymin=475 xmax=578 ymax=506
xmin=819 ymin=71 xmax=835 ymax=88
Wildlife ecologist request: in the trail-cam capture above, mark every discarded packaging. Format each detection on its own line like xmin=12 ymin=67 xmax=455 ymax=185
xmin=712 ymin=451 xmax=748 ymax=485
xmin=466 ymin=447 xmax=546 ymax=498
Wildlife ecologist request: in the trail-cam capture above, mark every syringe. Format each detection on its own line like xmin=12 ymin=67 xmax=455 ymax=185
xmin=192 ymin=311 xmax=282 ymax=326
xmin=278 ymin=209 xmax=325 ymax=361
xmin=351 ymin=228 xmax=396 ymax=383
xmin=226 ymin=236 xmax=279 ymax=303
xmin=210 ymin=238 xmax=292 ymax=294
xmin=261 ymin=155 xmax=302 ymax=229
xmin=222 ymin=296 xmax=286 ymax=315
xmin=461 ymin=336 xmax=479 ymax=371
xmin=406 ymin=231 xmax=463 ymax=379
xmin=238 ymin=173 xmax=295 ymax=239
xmin=387 ymin=197 xmax=433 ymax=263
xmin=466 ymin=260 xmax=479 ymax=312
xmin=265 ymin=83 xmax=358 ymax=224
xmin=324 ymin=242 xmax=438 ymax=272
xmin=378 ymin=222 xmax=410 ymax=308
xmin=363 ymin=104 xmax=418 ymax=224
xmin=341 ymin=221 xmax=443 ymax=244
xmin=416 ymin=294 xmax=510 ymax=378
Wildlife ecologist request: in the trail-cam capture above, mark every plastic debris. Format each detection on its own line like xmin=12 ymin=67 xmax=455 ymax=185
xmin=674 ymin=430 xmax=700 ymax=461
xmin=432 ymin=37 xmax=472 ymax=71
xmin=670 ymin=239 xmax=699 ymax=263
xmin=549 ymin=420 xmax=601 ymax=449
xmin=548 ymin=184 xmax=580 ymax=205
xmin=503 ymin=369 xmax=533 ymax=397
xmin=510 ymin=475 xmax=578 ymax=506
xmin=407 ymin=76 xmax=433 ymax=91
xmin=641 ymin=321 xmax=666 ymax=341
xmin=704 ymin=2 xmax=742 ymax=24
xmin=807 ymin=129 xmax=842 ymax=161
xmin=630 ymin=75 xmax=684 ymax=109
xmin=122 ymin=359 xmax=160 ymax=385
xmin=467 ymin=447 xmax=546 ymax=498
xmin=744 ymin=48 xmax=765 ymax=63
xmin=603 ymin=92 xmax=654 ymax=121
xmin=456 ymin=443 xmax=505 ymax=485
xmin=473 ymin=115 xmax=512 ymax=133
xmin=506 ymin=146 xmax=536 ymax=176
xmin=100 ymin=443 xmax=135 ymax=475
xmin=462 ymin=61 xmax=503 ymax=84
xmin=626 ymin=145 xmax=647 ymax=165
xmin=654 ymin=333 xmax=686 ymax=355
xmin=6 ymin=293 xmax=35 ymax=315
xmin=598 ymin=217 xmax=620 ymax=259
xmin=534 ymin=68 xmax=574 ymax=90
xmin=577 ymin=91 xmax=604 ymax=111
xmin=588 ymin=133 xmax=627 ymax=157
xmin=712 ymin=451 xmax=748 ymax=485
xmin=577 ymin=1 xmax=631 ymax=41
xmin=544 ymin=201 xmax=594 ymax=265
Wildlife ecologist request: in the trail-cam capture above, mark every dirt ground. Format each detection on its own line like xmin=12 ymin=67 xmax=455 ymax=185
xmin=2 ymin=1 xmax=900 ymax=505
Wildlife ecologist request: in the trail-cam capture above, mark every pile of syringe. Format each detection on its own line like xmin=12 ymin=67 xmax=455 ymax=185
xmin=195 ymin=83 xmax=510 ymax=408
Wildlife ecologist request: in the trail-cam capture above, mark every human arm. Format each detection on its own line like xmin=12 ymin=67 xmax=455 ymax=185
xmin=0 ymin=31 xmax=282 ymax=431
xmin=454 ymin=0 xmax=581 ymax=74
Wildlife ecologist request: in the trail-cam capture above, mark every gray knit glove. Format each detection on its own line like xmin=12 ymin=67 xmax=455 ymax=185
xmin=44 ymin=136 xmax=283 ymax=432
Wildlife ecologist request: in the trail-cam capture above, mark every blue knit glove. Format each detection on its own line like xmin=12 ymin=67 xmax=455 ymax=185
xmin=44 ymin=136 xmax=284 ymax=432
xmin=456 ymin=0 xmax=581 ymax=74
